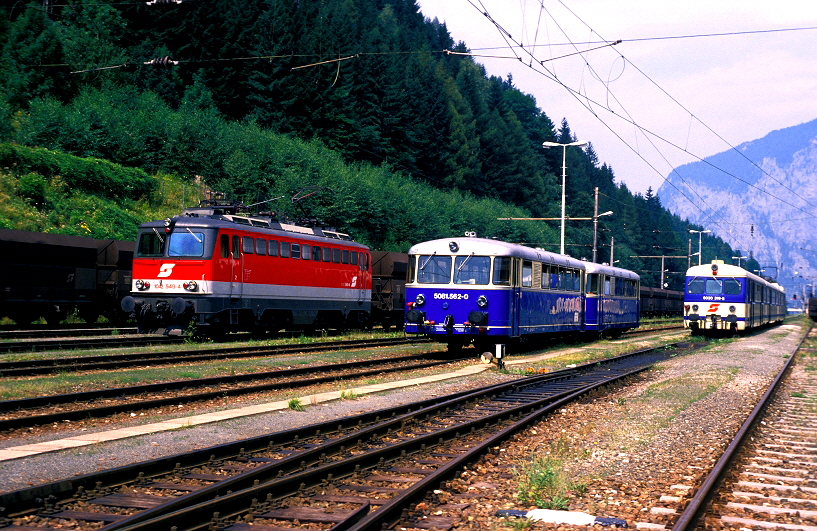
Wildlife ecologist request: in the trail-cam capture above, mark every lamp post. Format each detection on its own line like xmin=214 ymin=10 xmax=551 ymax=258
xmin=732 ymin=255 xmax=747 ymax=268
xmin=543 ymin=140 xmax=588 ymax=255
xmin=688 ymin=229 xmax=711 ymax=266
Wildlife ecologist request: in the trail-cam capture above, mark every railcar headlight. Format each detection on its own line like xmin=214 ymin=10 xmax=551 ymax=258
xmin=135 ymin=279 xmax=150 ymax=291
xmin=729 ymin=305 xmax=736 ymax=313
xmin=477 ymin=295 xmax=488 ymax=308
xmin=415 ymin=294 xmax=425 ymax=306
xmin=692 ymin=304 xmax=698 ymax=312
xmin=183 ymin=281 xmax=198 ymax=292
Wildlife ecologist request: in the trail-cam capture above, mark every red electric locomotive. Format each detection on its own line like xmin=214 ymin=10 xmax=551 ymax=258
xmin=121 ymin=200 xmax=372 ymax=336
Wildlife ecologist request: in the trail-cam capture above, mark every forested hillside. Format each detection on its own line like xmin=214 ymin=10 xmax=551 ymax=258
xmin=0 ymin=0 xmax=747 ymax=289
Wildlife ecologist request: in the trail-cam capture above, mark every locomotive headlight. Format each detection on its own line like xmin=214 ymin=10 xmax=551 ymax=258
xmin=415 ymin=294 xmax=425 ymax=306
xmin=183 ymin=281 xmax=198 ymax=292
xmin=729 ymin=305 xmax=736 ymax=313
xmin=477 ymin=295 xmax=488 ymax=308
xmin=135 ymin=279 xmax=150 ymax=291
xmin=692 ymin=304 xmax=698 ymax=312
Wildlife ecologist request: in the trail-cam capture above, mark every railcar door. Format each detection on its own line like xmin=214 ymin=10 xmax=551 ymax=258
xmin=512 ymin=258 xmax=521 ymax=336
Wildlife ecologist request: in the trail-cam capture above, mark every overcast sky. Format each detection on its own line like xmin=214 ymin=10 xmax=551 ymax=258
xmin=415 ymin=0 xmax=817 ymax=195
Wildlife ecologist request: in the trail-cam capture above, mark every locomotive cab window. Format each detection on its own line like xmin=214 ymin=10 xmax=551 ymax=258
xmin=454 ymin=255 xmax=490 ymax=285
xmin=418 ymin=255 xmax=452 ymax=284
xmin=137 ymin=231 xmax=166 ymax=257
xmin=242 ymin=236 xmax=254 ymax=254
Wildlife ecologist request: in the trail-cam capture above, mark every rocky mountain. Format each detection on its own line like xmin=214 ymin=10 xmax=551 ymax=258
xmin=657 ymin=117 xmax=817 ymax=305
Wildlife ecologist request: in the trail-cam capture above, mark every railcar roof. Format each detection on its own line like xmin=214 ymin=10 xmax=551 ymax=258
xmin=685 ymin=262 xmax=784 ymax=291
xmin=582 ymin=261 xmax=640 ymax=281
xmin=408 ymin=237 xmax=587 ymax=270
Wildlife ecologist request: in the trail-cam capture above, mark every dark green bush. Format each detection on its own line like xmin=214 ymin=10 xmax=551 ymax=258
xmin=0 ymin=143 xmax=155 ymax=200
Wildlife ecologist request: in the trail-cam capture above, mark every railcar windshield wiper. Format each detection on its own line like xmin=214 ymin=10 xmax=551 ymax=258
xmin=419 ymin=252 xmax=437 ymax=270
xmin=152 ymin=227 xmax=165 ymax=243
xmin=456 ymin=252 xmax=474 ymax=272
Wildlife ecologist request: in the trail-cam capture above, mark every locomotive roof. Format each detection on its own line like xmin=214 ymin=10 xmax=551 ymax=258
xmin=408 ymin=237 xmax=586 ymax=270
xmin=685 ymin=261 xmax=784 ymax=292
xmin=136 ymin=214 xmax=368 ymax=249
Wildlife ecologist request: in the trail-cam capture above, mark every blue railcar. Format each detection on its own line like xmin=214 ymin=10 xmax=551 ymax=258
xmin=683 ymin=260 xmax=786 ymax=334
xmin=403 ymin=236 xmax=640 ymax=357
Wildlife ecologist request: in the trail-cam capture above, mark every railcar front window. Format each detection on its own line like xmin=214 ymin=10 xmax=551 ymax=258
xmin=137 ymin=232 xmax=165 ymax=257
xmin=454 ymin=255 xmax=490 ymax=285
xmin=418 ymin=255 xmax=452 ymax=284
xmin=168 ymin=232 xmax=204 ymax=257
xmin=724 ymin=278 xmax=742 ymax=295
xmin=687 ymin=278 xmax=704 ymax=294
xmin=493 ymin=257 xmax=511 ymax=285
xmin=705 ymin=278 xmax=723 ymax=294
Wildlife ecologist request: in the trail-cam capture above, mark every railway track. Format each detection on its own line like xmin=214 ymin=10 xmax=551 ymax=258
xmin=0 ymin=326 xmax=139 ymax=340
xmin=0 ymin=334 xmax=184 ymax=354
xmin=669 ymin=324 xmax=816 ymax=531
xmin=0 ymin=352 xmax=452 ymax=432
xmin=0 ymin=337 xmax=429 ymax=377
xmin=0 ymin=341 xmax=692 ymax=531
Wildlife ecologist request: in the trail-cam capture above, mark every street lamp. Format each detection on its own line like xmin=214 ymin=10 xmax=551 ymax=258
xmin=732 ymin=255 xmax=747 ymax=267
xmin=543 ymin=140 xmax=588 ymax=255
xmin=688 ymin=229 xmax=711 ymax=266
xmin=592 ymin=210 xmax=613 ymax=263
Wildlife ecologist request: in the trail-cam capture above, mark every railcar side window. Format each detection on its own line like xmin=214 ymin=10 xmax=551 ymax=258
xmin=280 ymin=242 xmax=291 ymax=258
xmin=724 ymin=278 xmax=742 ymax=295
xmin=604 ymin=277 xmax=611 ymax=295
xmin=361 ymin=253 xmax=369 ymax=271
xmin=687 ymin=278 xmax=704 ymax=294
xmin=256 ymin=238 xmax=267 ymax=255
xmin=138 ymin=232 xmax=166 ymax=257
xmin=492 ymin=257 xmax=511 ymax=285
xmin=454 ymin=255 xmax=490 ymax=285
xmin=407 ymin=255 xmax=416 ymax=283
xmin=342 ymin=250 xmax=349 ymax=264
xmin=291 ymin=243 xmax=301 ymax=259
xmin=350 ymin=252 xmax=358 ymax=265
xmin=332 ymin=249 xmax=341 ymax=263
xmin=269 ymin=240 xmax=278 ymax=257
xmin=418 ymin=255 xmax=452 ymax=284
xmin=312 ymin=246 xmax=321 ymax=261
xmin=521 ymin=261 xmax=533 ymax=287
xmin=302 ymin=244 xmax=310 ymax=260
xmin=587 ymin=274 xmax=600 ymax=294
xmin=323 ymin=247 xmax=331 ymax=262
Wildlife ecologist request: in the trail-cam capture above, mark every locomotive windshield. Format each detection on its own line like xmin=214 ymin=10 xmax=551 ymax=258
xmin=168 ymin=231 xmax=205 ymax=257
xmin=687 ymin=277 xmax=743 ymax=295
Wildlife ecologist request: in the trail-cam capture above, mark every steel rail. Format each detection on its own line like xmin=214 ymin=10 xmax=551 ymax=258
xmin=669 ymin=324 xmax=812 ymax=531
xmin=0 ymin=337 xmax=429 ymax=376
xmin=0 ymin=354 xmax=454 ymax=431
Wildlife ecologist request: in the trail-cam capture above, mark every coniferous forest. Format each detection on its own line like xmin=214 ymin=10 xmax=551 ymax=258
xmin=0 ymin=0 xmax=753 ymax=289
